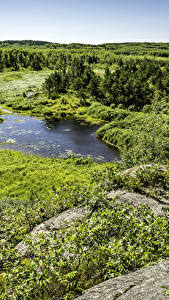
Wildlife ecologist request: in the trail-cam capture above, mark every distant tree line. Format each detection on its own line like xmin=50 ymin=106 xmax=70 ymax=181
xmin=0 ymin=49 xmax=99 ymax=71
xmin=0 ymin=40 xmax=50 ymax=46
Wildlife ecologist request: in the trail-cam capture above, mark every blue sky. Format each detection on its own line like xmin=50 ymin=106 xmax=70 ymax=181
xmin=1 ymin=0 xmax=169 ymax=43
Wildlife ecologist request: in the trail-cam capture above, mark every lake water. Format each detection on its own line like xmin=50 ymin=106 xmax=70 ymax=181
xmin=0 ymin=111 xmax=120 ymax=162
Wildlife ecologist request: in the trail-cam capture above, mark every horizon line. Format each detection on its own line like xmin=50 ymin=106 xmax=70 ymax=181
xmin=1 ymin=39 xmax=169 ymax=45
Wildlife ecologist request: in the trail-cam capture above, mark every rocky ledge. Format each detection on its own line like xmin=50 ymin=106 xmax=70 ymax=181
xmin=76 ymin=259 xmax=169 ymax=300
xmin=16 ymin=206 xmax=89 ymax=255
xmin=108 ymin=189 xmax=169 ymax=217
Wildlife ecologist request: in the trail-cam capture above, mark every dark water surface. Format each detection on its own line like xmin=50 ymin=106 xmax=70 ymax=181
xmin=0 ymin=111 xmax=120 ymax=161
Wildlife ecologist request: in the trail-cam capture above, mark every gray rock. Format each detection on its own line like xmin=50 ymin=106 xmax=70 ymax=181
xmin=76 ymin=260 xmax=169 ymax=300
xmin=25 ymin=91 xmax=40 ymax=98
xmin=25 ymin=91 xmax=35 ymax=98
xmin=6 ymin=138 xmax=16 ymax=144
xmin=119 ymin=165 xmax=169 ymax=205
xmin=16 ymin=206 xmax=89 ymax=255
xmin=120 ymin=165 xmax=168 ymax=178
xmin=108 ymin=189 xmax=169 ymax=216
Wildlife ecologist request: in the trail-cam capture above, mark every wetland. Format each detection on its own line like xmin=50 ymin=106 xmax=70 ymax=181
xmin=0 ymin=110 xmax=120 ymax=161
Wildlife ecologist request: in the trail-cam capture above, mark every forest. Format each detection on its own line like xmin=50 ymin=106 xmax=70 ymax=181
xmin=0 ymin=41 xmax=168 ymax=299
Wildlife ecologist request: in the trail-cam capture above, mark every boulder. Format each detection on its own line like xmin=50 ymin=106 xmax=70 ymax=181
xmin=25 ymin=91 xmax=35 ymax=98
xmin=6 ymin=138 xmax=16 ymax=144
xmin=120 ymin=165 xmax=168 ymax=178
xmin=108 ymin=189 xmax=169 ymax=216
xmin=76 ymin=259 xmax=169 ymax=300
xmin=25 ymin=91 xmax=40 ymax=98
xmin=16 ymin=206 xmax=89 ymax=255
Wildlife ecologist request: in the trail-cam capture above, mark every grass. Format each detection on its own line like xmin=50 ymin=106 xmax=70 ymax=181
xmin=0 ymin=150 xmax=109 ymax=200
xmin=0 ymin=70 xmax=52 ymax=98
xmin=0 ymin=149 xmax=111 ymax=251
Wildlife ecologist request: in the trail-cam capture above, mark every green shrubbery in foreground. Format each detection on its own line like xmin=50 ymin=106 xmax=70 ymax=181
xmin=1 ymin=201 xmax=169 ymax=299
xmin=0 ymin=150 xmax=168 ymax=299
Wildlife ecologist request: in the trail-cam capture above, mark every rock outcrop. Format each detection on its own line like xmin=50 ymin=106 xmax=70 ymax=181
xmin=16 ymin=206 xmax=89 ymax=255
xmin=76 ymin=259 xmax=169 ymax=300
xmin=108 ymin=189 xmax=169 ymax=216
xmin=25 ymin=91 xmax=40 ymax=98
xmin=120 ymin=164 xmax=168 ymax=178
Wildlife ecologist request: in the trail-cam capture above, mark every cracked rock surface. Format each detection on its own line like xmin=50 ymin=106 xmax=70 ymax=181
xmin=16 ymin=206 xmax=89 ymax=255
xmin=76 ymin=260 xmax=169 ymax=300
xmin=108 ymin=189 xmax=169 ymax=216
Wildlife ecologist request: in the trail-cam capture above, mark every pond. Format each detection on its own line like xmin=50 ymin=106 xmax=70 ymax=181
xmin=0 ymin=110 xmax=120 ymax=162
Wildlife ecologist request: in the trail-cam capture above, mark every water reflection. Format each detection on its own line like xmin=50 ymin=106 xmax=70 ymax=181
xmin=0 ymin=112 xmax=120 ymax=162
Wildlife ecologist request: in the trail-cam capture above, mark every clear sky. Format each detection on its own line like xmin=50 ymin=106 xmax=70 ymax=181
xmin=1 ymin=0 xmax=169 ymax=44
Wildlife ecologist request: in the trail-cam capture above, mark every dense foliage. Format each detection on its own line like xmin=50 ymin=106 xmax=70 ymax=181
xmin=44 ymin=58 xmax=169 ymax=106
xmin=0 ymin=48 xmax=99 ymax=72
xmin=0 ymin=151 xmax=168 ymax=299
xmin=0 ymin=41 xmax=169 ymax=299
xmin=1 ymin=202 xmax=169 ymax=299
